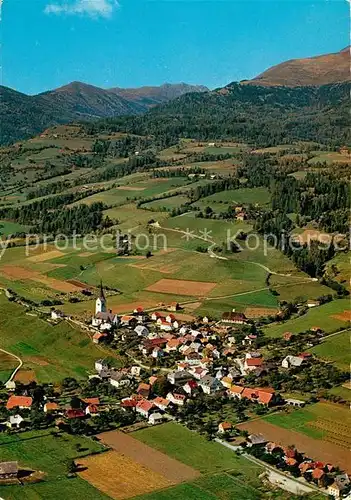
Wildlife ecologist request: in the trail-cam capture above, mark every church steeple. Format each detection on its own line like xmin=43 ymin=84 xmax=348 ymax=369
xmin=95 ymin=281 xmax=107 ymax=315
xmin=99 ymin=280 xmax=106 ymax=301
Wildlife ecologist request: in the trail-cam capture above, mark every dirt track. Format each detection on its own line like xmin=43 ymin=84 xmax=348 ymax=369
xmin=97 ymin=430 xmax=200 ymax=483
xmin=237 ymin=420 xmax=351 ymax=473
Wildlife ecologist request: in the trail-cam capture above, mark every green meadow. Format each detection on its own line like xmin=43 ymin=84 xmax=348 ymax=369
xmin=264 ymin=298 xmax=350 ymax=338
xmin=0 ymin=430 xmax=109 ymax=500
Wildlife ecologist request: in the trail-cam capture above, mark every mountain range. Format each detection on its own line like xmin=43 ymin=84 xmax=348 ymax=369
xmin=0 ymin=47 xmax=349 ymax=145
xmin=0 ymin=82 xmax=208 ymax=145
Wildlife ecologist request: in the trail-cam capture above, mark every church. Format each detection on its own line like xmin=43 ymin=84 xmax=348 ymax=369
xmin=92 ymin=283 xmax=119 ymax=331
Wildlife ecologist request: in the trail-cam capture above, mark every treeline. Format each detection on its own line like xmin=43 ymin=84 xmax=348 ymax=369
xmin=34 ymin=202 xmax=105 ymax=234
xmin=189 ymin=177 xmax=240 ymax=202
xmin=81 ymin=82 xmax=350 ymax=147
xmin=152 ymin=167 xmax=206 ymax=178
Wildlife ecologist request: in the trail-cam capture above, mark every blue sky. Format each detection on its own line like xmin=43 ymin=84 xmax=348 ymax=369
xmin=3 ymin=0 xmax=349 ymax=95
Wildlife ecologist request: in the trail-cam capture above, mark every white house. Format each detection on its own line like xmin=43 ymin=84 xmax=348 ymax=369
xmin=282 ymin=355 xmax=304 ymax=369
xmin=51 ymin=309 xmax=65 ymax=321
xmin=166 ymin=392 xmax=186 ymax=406
xmin=198 ymin=375 xmax=221 ymax=394
xmin=131 ymin=366 xmax=141 ymax=377
xmin=95 ymin=359 xmax=109 ymax=372
xmin=109 ymin=371 xmax=130 ymax=388
xmin=167 ymin=370 xmax=192 ymax=385
xmin=7 ymin=415 xmax=24 ymax=429
xmin=134 ymin=325 xmax=149 ymax=337
xmin=149 ymin=412 xmax=163 ymax=425
xmin=5 ymin=380 xmax=16 ymax=391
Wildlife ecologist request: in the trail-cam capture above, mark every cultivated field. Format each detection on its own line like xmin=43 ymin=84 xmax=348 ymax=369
xmin=97 ymin=431 xmax=200 ymax=483
xmin=0 ymin=430 xmax=109 ymax=499
xmin=78 ymin=450 xmax=172 ymax=500
xmin=146 ymin=278 xmax=217 ymax=296
xmin=238 ymin=406 xmax=351 ymax=473
xmin=132 ymin=422 xmax=262 ymax=476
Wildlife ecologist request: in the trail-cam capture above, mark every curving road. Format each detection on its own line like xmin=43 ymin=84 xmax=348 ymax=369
xmin=0 ymin=347 xmax=23 ymax=384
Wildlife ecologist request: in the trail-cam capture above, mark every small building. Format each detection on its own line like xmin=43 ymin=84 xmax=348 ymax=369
xmin=5 ymin=380 xmax=16 ymax=391
xmin=166 ymin=392 xmax=186 ymax=406
xmin=198 ymin=375 xmax=221 ymax=394
xmin=51 ymin=309 xmax=65 ymax=321
xmin=222 ymin=311 xmax=247 ymax=325
xmin=0 ymin=461 xmax=18 ymax=480
xmin=44 ymin=402 xmax=60 ymax=413
xmin=152 ymin=397 xmax=170 ymax=411
xmin=93 ymin=332 xmax=107 ymax=344
xmin=149 ymin=412 xmax=163 ymax=425
xmin=307 ymin=299 xmax=320 ymax=308
xmin=247 ymin=433 xmax=267 ymax=447
xmin=109 ymin=371 xmax=130 ymax=389
xmin=218 ymin=422 xmax=232 ymax=434
xmin=95 ymin=359 xmax=109 ymax=372
xmin=281 ymin=355 xmax=304 ymax=369
xmin=167 ymin=370 xmax=192 ymax=385
xmin=229 ymin=385 xmax=244 ymax=399
xmin=286 ymin=398 xmax=305 ymax=408
xmin=134 ymin=325 xmax=149 ymax=337
xmin=167 ymin=302 xmax=180 ymax=312
xmin=6 ymin=415 xmax=24 ymax=429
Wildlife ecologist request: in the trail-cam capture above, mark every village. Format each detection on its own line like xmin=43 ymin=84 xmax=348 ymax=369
xmin=0 ymin=284 xmax=350 ymax=498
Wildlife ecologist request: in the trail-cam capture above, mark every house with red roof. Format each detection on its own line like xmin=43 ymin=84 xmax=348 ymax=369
xmin=65 ymin=409 xmax=85 ymax=419
xmin=137 ymin=383 xmax=151 ymax=398
xmin=229 ymin=385 xmax=244 ymax=399
xmin=6 ymin=395 xmax=33 ymax=410
xmin=136 ymin=400 xmax=154 ymax=418
xmin=312 ymin=468 xmax=327 ymax=486
xmin=93 ymin=332 xmax=107 ymax=344
xmin=43 ymin=402 xmax=59 ymax=413
xmin=85 ymin=404 xmax=99 ymax=416
xmin=166 ymin=392 xmax=186 ymax=406
xmin=218 ymin=422 xmax=232 ymax=433
xmin=152 ymin=397 xmax=170 ymax=411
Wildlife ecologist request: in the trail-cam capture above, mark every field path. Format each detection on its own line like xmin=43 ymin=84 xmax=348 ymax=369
xmin=0 ymin=347 xmax=22 ymax=384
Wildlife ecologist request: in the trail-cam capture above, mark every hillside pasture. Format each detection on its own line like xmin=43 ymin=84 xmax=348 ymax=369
xmin=308 ymin=330 xmax=350 ymax=371
xmin=0 ymin=294 xmax=111 ymax=381
xmin=263 ymin=299 xmax=350 ymax=337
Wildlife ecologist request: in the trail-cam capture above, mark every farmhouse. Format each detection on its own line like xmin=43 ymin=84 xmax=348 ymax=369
xmin=6 ymin=395 xmax=33 ymax=410
xmin=282 ymin=355 xmax=304 ymax=368
xmin=166 ymin=392 xmax=186 ymax=405
xmin=222 ymin=311 xmax=247 ymax=325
